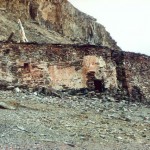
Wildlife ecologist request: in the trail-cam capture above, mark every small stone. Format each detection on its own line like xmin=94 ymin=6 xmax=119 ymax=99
xmin=88 ymin=120 xmax=95 ymax=124
xmin=100 ymin=135 xmax=106 ymax=139
xmin=64 ymin=141 xmax=75 ymax=147
xmin=0 ymin=101 xmax=17 ymax=110
xmin=33 ymin=92 xmax=38 ymax=96
xmin=142 ymin=134 xmax=146 ymax=137
xmin=125 ymin=116 xmax=132 ymax=122
xmin=107 ymin=96 xmax=115 ymax=102
xmin=17 ymin=125 xmax=26 ymax=131
xmin=117 ymin=136 xmax=123 ymax=140
xmin=7 ymin=85 xmax=15 ymax=90
xmin=15 ymin=87 xmax=21 ymax=93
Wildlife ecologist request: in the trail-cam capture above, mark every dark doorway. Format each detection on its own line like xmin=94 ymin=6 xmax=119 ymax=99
xmin=24 ymin=63 xmax=29 ymax=69
xmin=23 ymin=63 xmax=30 ymax=72
xmin=94 ymin=79 xmax=105 ymax=92
xmin=86 ymin=71 xmax=95 ymax=90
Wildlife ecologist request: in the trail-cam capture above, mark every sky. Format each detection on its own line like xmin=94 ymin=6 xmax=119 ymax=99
xmin=68 ymin=0 xmax=150 ymax=56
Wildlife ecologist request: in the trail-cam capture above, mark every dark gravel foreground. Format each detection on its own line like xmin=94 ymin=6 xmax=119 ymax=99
xmin=0 ymin=90 xmax=150 ymax=150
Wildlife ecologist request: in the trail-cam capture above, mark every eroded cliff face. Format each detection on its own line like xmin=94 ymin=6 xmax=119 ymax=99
xmin=0 ymin=0 xmax=120 ymax=50
xmin=0 ymin=42 xmax=149 ymax=102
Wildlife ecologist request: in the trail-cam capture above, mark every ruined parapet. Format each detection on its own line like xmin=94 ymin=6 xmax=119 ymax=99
xmin=0 ymin=42 xmax=149 ymax=102
xmin=0 ymin=0 xmax=120 ymax=50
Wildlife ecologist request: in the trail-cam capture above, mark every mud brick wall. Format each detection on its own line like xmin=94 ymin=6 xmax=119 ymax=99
xmin=0 ymin=42 xmax=149 ymax=101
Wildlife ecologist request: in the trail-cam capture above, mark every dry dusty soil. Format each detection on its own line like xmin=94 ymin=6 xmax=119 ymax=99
xmin=0 ymin=90 xmax=150 ymax=150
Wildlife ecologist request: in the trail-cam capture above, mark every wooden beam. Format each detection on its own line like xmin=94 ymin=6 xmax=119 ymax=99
xmin=18 ymin=19 xmax=28 ymax=42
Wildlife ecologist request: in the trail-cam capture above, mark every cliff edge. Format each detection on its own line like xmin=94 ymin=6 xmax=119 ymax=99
xmin=0 ymin=0 xmax=120 ymax=50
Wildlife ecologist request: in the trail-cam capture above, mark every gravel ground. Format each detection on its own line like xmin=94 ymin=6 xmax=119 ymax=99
xmin=0 ymin=90 xmax=150 ymax=150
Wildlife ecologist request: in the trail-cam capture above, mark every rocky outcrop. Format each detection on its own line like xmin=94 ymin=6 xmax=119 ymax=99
xmin=0 ymin=0 xmax=120 ymax=50
xmin=0 ymin=42 xmax=149 ymax=102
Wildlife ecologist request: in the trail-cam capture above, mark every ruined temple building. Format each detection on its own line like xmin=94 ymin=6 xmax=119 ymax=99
xmin=0 ymin=0 xmax=149 ymax=102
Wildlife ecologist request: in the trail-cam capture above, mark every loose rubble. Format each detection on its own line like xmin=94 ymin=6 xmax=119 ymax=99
xmin=0 ymin=90 xmax=149 ymax=149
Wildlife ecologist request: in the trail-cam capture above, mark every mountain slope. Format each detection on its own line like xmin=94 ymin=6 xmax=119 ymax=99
xmin=0 ymin=0 xmax=120 ymax=50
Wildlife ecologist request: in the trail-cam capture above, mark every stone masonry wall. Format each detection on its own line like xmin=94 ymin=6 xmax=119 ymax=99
xmin=0 ymin=43 xmax=117 ymax=91
xmin=112 ymin=51 xmax=150 ymax=102
xmin=124 ymin=53 xmax=150 ymax=101
xmin=0 ymin=42 xmax=149 ymax=102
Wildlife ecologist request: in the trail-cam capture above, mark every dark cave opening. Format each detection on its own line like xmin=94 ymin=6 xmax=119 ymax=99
xmin=94 ymin=79 xmax=105 ymax=92
xmin=86 ymin=71 xmax=105 ymax=92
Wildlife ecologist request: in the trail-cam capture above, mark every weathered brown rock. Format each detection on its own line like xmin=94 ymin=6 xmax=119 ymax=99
xmin=0 ymin=0 xmax=120 ymax=50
